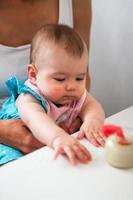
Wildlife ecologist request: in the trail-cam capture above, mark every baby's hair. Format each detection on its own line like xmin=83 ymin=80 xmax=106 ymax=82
xmin=30 ymin=24 xmax=85 ymax=64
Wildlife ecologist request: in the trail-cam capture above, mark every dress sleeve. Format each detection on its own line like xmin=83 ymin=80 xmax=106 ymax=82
xmin=0 ymin=76 xmax=47 ymax=119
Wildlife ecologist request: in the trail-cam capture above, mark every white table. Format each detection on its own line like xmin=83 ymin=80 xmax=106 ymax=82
xmin=0 ymin=106 xmax=133 ymax=200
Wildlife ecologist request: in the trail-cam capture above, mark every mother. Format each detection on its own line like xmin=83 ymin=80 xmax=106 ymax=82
xmin=0 ymin=0 xmax=92 ymax=154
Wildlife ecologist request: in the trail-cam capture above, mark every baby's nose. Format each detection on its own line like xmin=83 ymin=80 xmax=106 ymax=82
xmin=66 ymin=82 xmax=76 ymax=91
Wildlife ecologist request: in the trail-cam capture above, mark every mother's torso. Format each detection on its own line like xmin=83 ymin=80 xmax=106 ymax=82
xmin=0 ymin=0 xmax=73 ymax=98
xmin=0 ymin=0 xmax=59 ymax=47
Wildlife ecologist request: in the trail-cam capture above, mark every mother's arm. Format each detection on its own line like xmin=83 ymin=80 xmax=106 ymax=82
xmin=73 ymin=0 xmax=92 ymax=90
xmin=0 ymin=119 xmax=43 ymax=154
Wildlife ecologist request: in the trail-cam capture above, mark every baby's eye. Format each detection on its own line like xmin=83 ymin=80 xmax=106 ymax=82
xmin=54 ymin=78 xmax=65 ymax=82
xmin=76 ymin=77 xmax=84 ymax=81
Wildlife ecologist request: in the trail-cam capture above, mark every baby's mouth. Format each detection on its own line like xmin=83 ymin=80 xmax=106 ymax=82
xmin=62 ymin=96 xmax=76 ymax=101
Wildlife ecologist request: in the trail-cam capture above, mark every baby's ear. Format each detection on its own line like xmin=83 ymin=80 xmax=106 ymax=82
xmin=27 ymin=64 xmax=38 ymax=83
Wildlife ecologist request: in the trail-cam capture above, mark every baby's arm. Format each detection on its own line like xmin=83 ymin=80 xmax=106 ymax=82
xmin=16 ymin=93 xmax=91 ymax=165
xmin=78 ymin=93 xmax=105 ymax=147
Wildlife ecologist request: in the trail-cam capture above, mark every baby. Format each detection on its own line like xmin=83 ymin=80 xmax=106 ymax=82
xmin=0 ymin=24 xmax=105 ymax=165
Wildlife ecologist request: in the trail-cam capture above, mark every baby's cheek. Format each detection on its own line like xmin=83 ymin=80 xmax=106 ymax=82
xmin=48 ymin=85 xmax=64 ymax=100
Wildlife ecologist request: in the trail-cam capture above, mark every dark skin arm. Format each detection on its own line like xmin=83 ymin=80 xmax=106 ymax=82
xmin=73 ymin=0 xmax=92 ymax=90
xmin=0 ymin=119 xmax=43 ymax=153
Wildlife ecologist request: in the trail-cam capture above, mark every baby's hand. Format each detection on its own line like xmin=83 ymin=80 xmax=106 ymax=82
xmin=77 ymin=119 xmax=105 ymax=147
xmin=52 ymin=134 xmax=92 ymax=165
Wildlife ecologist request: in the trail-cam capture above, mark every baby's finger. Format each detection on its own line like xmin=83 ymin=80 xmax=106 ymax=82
xmin=54 ymin=146 xmax=64 ymax=160
xmin=79 ymin=144 xmax=92 ymax=161
xmin=77 ymin=129 xmax=85 ymax=140
xmin=64 ymin=146 xmax=77 ymax=165
xmin=72 ymin=144 xmax=90 ymax=164
xmin=93 ymin=131 xmax=105 ymax=146
xmin=86 ymin=131 xmax=100 ymax=147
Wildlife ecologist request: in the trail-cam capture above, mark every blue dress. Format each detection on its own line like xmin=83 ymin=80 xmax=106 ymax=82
xmin=0 ymin=76 xmax=47 ymax=165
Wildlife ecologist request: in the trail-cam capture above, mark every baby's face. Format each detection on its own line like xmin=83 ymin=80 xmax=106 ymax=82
xmin=35 ymin=44 xmax=88 ymax=105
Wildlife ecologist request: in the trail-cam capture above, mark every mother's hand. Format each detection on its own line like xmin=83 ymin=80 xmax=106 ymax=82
xmin=0 ymin=119 xmax=44 ymax=154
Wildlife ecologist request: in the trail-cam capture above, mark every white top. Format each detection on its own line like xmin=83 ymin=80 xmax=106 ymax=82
xmin=0 ymin=0 xmax=73 ymax=101
xmin=0 ymin=106 xmax=133 ymax=200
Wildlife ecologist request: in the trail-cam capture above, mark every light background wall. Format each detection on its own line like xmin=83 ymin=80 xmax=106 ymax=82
xmin=89 ymin=0 xmax=133 ymax=117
